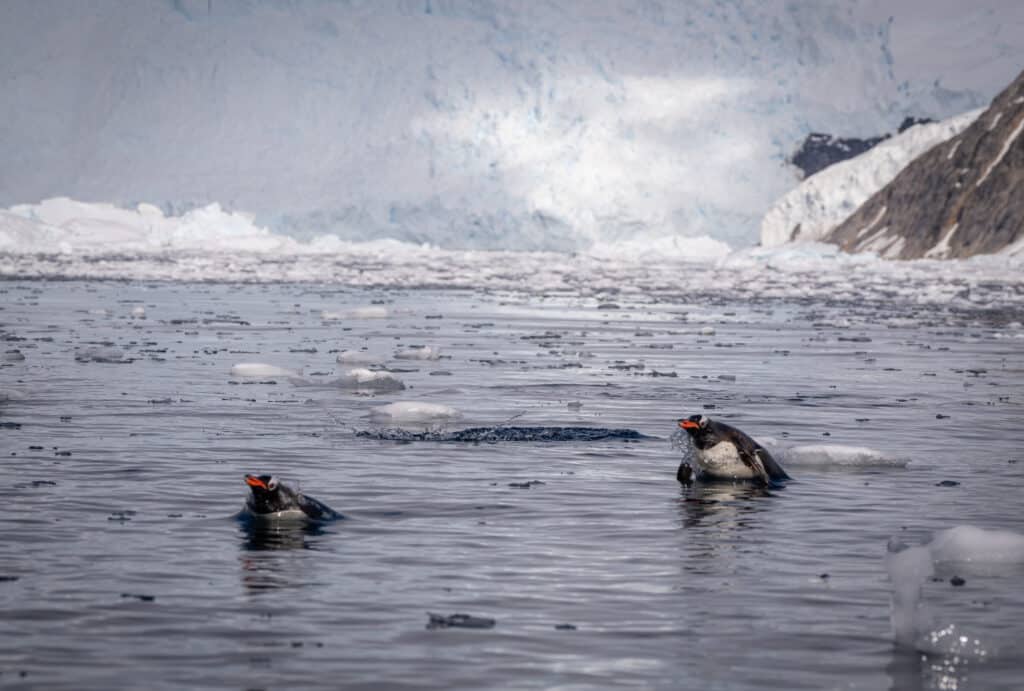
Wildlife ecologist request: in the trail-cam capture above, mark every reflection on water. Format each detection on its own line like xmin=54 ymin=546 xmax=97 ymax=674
xmin=237 ymin=518 xmax=328 ymax=593
xmin=676 ymin=481 xmax=773 ymax=530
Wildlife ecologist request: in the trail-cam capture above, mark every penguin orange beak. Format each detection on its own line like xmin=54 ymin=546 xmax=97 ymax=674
xmin=679 ymin=419 xmax=699 ymax=430
xmin=245 ymin=475 xmax=268 ymax=490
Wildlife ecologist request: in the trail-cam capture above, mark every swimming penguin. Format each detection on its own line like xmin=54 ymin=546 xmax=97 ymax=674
xmin=242 ymin=474 xmax=342 ymax=521
xmin=677 ymin=415 xmax=790 ymax=485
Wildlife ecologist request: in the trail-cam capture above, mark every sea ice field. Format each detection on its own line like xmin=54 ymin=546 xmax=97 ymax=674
xmin=2 ymin=249 xmax=1024 ymax=690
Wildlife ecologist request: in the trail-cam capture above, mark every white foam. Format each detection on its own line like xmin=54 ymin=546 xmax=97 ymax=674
xmin=369 ymin=401 xmax=461 ymax=423
xmin=230 ymin=363 xmax=299 ymax=378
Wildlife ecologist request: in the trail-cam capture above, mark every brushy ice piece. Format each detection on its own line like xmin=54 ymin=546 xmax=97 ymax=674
xmin=230 ymin=362 xmax=299 ymax=378
xmin=369 ymin=401 xmax=460 ymax=423
xmin=394 ymin=346 xmax=441 ymax=360
xmin=130 ymin=306 xmax=146 ymax=318
xmin=777 ymin=444 xmax=910 ymax=468
xmin=336 ymin=350 xmax=385 ymax=365
xmin=885 ymin=525 xmax=1024 ymax=656
xmin=337 ymin=368 xmax=405 ymax=391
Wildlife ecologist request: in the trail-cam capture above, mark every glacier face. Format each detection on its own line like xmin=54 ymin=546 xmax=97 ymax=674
xmin=1 ymin=0 xmax=1022 ymax=252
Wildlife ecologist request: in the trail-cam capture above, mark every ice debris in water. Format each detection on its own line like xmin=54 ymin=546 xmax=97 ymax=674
xmin=394 ymin=346 xmax=441 ymax=360
xmin=230 ymin=362 xmax=299 ymax=378
xmin=886 ymin=525 xmax=1024 ymax=656
xmin=336 ymin=368 xmax=405 ymax=391
xmin=369 ymin=401 xmax=461 ymax=423
xmin=0 ymin=388 xmax=28 ymax=402
xmin=130 ymin=306 xmax=146 ymax=318
xmin=776 ymin=444 xmax=910 ymax=468
xmin=74 ymin=346 xmax=127 ymax=363
xmin=348 ymin=306 xmax=389 ymax=319
xmin=358 ymin=426 xmax=648 ymax=442
xmin=336 ymin=350 xmax=386 ymax=365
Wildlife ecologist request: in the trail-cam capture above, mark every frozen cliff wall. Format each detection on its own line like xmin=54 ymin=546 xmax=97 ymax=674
xmin=1 ymin=0 xmax=1022 ymax=251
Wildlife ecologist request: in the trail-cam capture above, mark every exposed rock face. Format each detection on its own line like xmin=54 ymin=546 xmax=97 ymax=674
xmin=826 ymin=70 xmax=1024 ymax=259
xmin=788 ymin=133 xmax=890 ymax=179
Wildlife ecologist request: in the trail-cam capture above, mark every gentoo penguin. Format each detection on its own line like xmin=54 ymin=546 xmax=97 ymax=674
xmin=677 ymin=414 xmax=790 ymax=485
xmin=242 ymin=474 xmax=342 ymax=521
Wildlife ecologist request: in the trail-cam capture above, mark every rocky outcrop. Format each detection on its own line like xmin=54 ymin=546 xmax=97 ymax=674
xmin=788 ymin=132 xmax=889 ymax=178
xmin=826 ymin=70 xmax=1024 ymax=259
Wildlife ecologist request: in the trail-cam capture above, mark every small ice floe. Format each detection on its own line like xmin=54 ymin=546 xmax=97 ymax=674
xmin=75 ymin=346 xmax=128 ymax=363
xmin=87 ymin=308 xmax=111 ymax=317
xmin=130 ymin=306 xmax=146 ymax=318
xmin=394 ymin=346 xmax=441 ymax=360
xmin=336 ymin=368 xmax=405 ymax=391
xmin=322 ymin=306 xmax=389 ymax=321
xmin=336 ymin=350 xmax=385 ymax=365
xmin=369 ymin=401 xmax=460 ymax=423
xmin=348 ymin=306 xmax=389 ymax=319
xmin=775 ymin=444 xmax=910 ymax=469
xmin=886 ymin=525 xmax=1024 ymax=657
xmin=698 ymin=326 xmax=715 ymax=336
xmin=230 ymin=362 xmax=299 ymax=378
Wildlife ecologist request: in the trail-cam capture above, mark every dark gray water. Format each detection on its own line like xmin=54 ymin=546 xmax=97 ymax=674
xmin=2 ymin=279 xmax=1023 ymax=690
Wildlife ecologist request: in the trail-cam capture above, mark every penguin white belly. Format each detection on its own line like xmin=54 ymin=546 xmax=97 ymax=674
xmin=695 ymin=441 xmax=757 ymax=480
xmin=241 ymin=506 xmax=307 ymax=521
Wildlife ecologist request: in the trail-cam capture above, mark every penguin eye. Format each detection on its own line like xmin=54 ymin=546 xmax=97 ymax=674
xmin=267 ymin=478 xmax=278 ymax=491
xmin=699 ymin=416 xmax=709 ymax=428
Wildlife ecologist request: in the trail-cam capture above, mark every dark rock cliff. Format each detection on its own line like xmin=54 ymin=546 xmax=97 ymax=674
xmin=825 ymin=70 xmax=1024 ymax=259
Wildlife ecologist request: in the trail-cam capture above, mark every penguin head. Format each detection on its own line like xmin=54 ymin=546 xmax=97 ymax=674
xmin=678 ymin=414 xmax=710 ymax=436
xmin=245 ymin=474 xmax=282 ymax=502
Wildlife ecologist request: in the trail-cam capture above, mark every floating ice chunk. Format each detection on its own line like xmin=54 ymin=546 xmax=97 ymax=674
xmin=230 ymin=362 xmax=299 ymax=378
xmin=320 ymin=310 xmax=344 ymax=321
xmin=348 ymin=306 xmax=389 ymax=319
xmin=337 ymin=368 xmax=405 ymax=391
xmin=698 ymin=326 xmax=715 ymax=336
xmin=928 ymin=525 xmax=1024 ymax=565
xmin=336 ymin=350 xmax=385 ymax=365
xmin=369 ymin=401 xmax=460 ymax=422
xmin=777 ymin=444 xmax=909 ymax=468
xmin=130 ymin=306 xmax=146 ymax=318
xmin=886 ymin=525 xmax=1024 ymax=656
xmin=394 ymin=346 xmax=441 ymax=360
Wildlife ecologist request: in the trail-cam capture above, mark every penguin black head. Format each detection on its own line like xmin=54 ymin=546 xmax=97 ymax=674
xmin=245 ymin=474 xmax=279 ymax=494
xmin=678 ymin=414 xmax=709 ymax=435
xmin=245 ymin=473 xmax=286 ymax=512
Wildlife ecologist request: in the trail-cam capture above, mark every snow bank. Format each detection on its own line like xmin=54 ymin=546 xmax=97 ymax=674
xmin=369 ymin=402 xmax=461 ymax=423
xmin=760 ymin=109 xmax=983 ymax=247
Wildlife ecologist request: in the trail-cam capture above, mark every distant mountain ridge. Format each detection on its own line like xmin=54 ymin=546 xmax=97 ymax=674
xmin=826 ymin=70 xmax=1024 ymax=259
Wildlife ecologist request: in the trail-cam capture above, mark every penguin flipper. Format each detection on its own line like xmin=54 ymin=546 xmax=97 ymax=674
xmin=297 ymin=493 xmax=342 ymax=521
xmin=740 ymin=448 xmax=771 ymax=485
xmin=754 ymin=447 xmax=790 ymax=482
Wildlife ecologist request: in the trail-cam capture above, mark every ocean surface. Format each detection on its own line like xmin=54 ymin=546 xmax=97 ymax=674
xmin=2 ymin=255 xmax=1024 ymax=690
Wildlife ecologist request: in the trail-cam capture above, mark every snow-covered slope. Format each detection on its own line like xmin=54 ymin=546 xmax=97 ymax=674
xmin=1 ymin=1 xmax=1023 ymax=252
xmin=760 ymin=109 xmax=982 ymax=247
